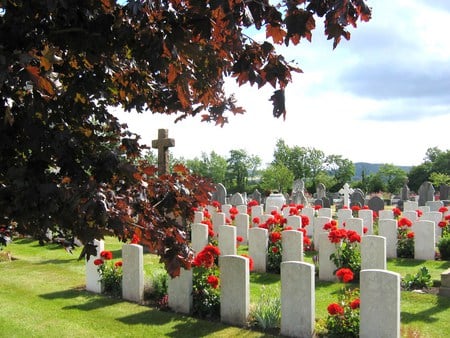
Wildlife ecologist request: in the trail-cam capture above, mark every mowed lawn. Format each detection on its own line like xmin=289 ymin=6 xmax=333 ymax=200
xmin=2 ymin=237 xmax=450 ymax=337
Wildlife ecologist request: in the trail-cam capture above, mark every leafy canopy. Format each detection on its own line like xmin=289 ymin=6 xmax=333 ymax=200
xmin=0 ymin=0 xmax=371 ymax=276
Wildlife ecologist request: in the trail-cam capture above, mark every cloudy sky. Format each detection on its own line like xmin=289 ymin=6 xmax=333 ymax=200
xmin=113 ymin=0 xmax=450 ymax=167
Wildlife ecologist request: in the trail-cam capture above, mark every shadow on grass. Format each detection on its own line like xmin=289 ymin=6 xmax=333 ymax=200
xmin=40 ymin=287 xmax=121 ymax=311
xmin=401 ymin=293 xmax=450 ymax=324
xmin=116 ymin=310 xmax=276 ymax=338
xmin=250 ymin=272 xmax=280 ymax=285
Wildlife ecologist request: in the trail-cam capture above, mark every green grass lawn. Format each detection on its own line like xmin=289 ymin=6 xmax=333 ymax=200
xmin=2 ymin=237 xmax=450 ymax=337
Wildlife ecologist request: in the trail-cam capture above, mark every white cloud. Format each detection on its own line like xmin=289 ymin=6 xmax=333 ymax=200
xmin=113 ymin=1 xmax=450 ymax=168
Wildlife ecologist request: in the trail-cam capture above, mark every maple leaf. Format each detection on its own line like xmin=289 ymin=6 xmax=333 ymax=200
xmin=266 ymin=24 xmax=287 ymax=45
xmin=270 ymin=89 xmax=286 ymax=120
xmin=26 ymin=65 xmax=55 ymax=97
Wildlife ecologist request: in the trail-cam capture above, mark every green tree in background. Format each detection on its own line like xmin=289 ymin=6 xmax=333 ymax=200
xmin=260 ymin=163 xmax=294 ymax=193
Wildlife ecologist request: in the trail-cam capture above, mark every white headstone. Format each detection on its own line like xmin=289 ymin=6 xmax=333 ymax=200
xmin=220 ymin=255 xmax=249 ymax=326
xmin=360 ymin=269 xmax=400 ymax=338
xmin=337 ymin=208 xmax=353 ymax=225
xmin=313 ymin=216 xmax=331 ymax=251
xmin=402 ymin=210 xmax=418 ymax=222
xmin=378 ymin=219 xmax=398 ymax=258
xmin=191 ymin=223 xmax=209 ymax=253
xmin=345 ymin=218 xmax=364 ymax=236
xmin=122 ymin=244 xmax=144 ymax=303
xmin=403 ymin=200 xmax=419 ymax=211
xmin=168 ymin=268 xmax=193 ymax=314
xmin=282 ymin=230 xmax=303 ymax=262
xmin=286 ymin=215 xmax=302 ymax=229
xmin=413 ymin=220 xmax=436 ymax=260
xmin=218 ymin=224 xmax=237 ymax=256
xmin=281 ymin=262 xmax=315 ymax=338
xmin=318 ymin=233 xmax=337 ymax=282
xmin=378 ymin=209 xmax=394 ymax=220
xmin=317 ymin=207 xmax=332 ymax=218
xmin=193 ymin=210 xmax=204 ymax=224
xmin=426 ymin=200 xmax=443 ymax=212
xmin=358 ymin=209 xmax=374 ymax=235
xmin=361 ymin=236 xmax=386 ymax=270
xmin=420 ymin=211 xmax=443 ymax=244
xmin=248 ymin=228 xmax=268 ymax=273
xmin=235 ymin=213 xmax=249 ymax=245
xmin=86 ymin=239 xmax=105 ymax=293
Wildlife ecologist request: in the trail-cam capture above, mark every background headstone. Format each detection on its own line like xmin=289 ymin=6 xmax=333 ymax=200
xmin=418 ymin=181 xmax=435 ymax=206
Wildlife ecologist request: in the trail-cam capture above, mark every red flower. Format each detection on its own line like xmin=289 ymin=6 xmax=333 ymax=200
xmin=363 ymin=227 xmax=368 ymax=234
xmin=236 ymin=236 xmax=244 ymax=243
xmin=248 ymin=200 xmax=259 ymax=207
xmin=206 ymin=275 xmax=219 ymax=289
xmin=303 ymin=236 xmax=311 ymax=246
xmin=336 ymin=268 xmax=354 ymax=283
xmin=93 ymin=259 xmax=104 ymax=266
xmin=327 ymin=303 xmax=344 ymax=315
xmin=271 ymin=246 xmax=279 ymax=253
xmin=252 ymin=217 xmax=260 ymax=225
xmin=225 ymin=217 xmax=232 ymax=224
xmin=193 ymin=245 xmax=220 ymax=268
xmin=203 ymin=210 xmax=211 ymax=219
xmin=398 ymin=217 xmax=412 ymax=228
xmin=297 ymin=204 xmax=304 ymax=210
xmin=351 ymin=205 xmax=361 ymax=212
xmin=350 ymin=298 xmax=360 ymax=309
xmin=407 ymin=231 xmax=415 ymax=239
xmin=314 ymin=205 xmax=322 ymax=210
xmin=100 ymin=251 xmax=113 ymax=260
xmin=285 ymin=226 xmax=293 ymax=231
xmin=229 ymin=207 xmax=239 ymax=215
xmin=211 ymin=200 xmax=221 ymax=210
xmin=297 ymin=228 xmax=307 ymax=236
xmin=323 ymin=222 xmax=333 ymax=231
xmin=347 ymin=230 xmax=361 ymax=243
xmin=446 ymin=215 xmax=450 ymax=221
xmin=241 ymin=254 xmax=254 ymax=271
xmin=114 ymin=261 xmax=123 ymax=267
xmin=328 ymin=228 xmax=347 ymax=244
xmin=301 ymin=215 xmax=310 ymax=227
xmin=439 ymin=206 xmax=449 ymax=213
xmin=416 ymin=209 xmax=423 ymax=217
xmin=392 ymin=207 xmax=402 ymax=216
xmin=270 ymin=231 xmax=282 ymax=243
xmin=439 ymin=221 xmax=448 ymax=228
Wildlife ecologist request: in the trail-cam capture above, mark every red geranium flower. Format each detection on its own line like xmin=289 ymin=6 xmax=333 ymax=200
xmin=416 ymin=209 xmax=423 ymax=217
xmin=100 ymin=251 xmax=113 ymax=260
xmin=301 ymin=215 xmax=310 ymax=227
xmin=439 ymin=221 xmax=448 ymax=228
xmin=398 ymin=217 xmax=412 ymax=227
xmin=351 ymin=205 xmax=361 ymax=212
xmin=252 ymin=217 xmax=260 ymax=225
xmin=328 ymin=228 xmax=347 ymax=244
xmin=272 ymin=246 xmax=279 ymax=253
xmin=347 ymin=230 xmax=361 ymax=243
xmin=93 ymin=259 xmax=104 ymax=266
xmin=131 ymin=234 xmax=140 ymax=244
xmin=248 ymin=200 xmax=259 ymax=207
xmin=439 ymin=206 xmax=449 ymax=213
xmin=236 ymin=236 xmax=244 ymax=243
xmin=114 ymin=261 xmax=123 ymax=267
xmin=303 ymin=236 xmax=311 ymax=246
xmin=336 ymin=268 xmax=354 ymax=283
xmin=350 ymin=298 xmax=360 ymax=309
xmin=206 ymin=275 xmax=219 ymax=289
xmin=229 ymin=207 xmax=239 ymax=215
xmin=392 ymin=207 xmax=402 ymax=216
xmin=284 ymin=226 xmax=293 ymax=231
xmin=270 ymin=231 xmax=282 ymax=243
xmin=314 ymin=205 xmax=322 ymax=210
xmin=407 ymin=232 xmax=415 ymax=239
xmin=327 ymin=303 xmax=344 ymax=315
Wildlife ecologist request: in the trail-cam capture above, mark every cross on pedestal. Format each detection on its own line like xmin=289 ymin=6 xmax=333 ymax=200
xmin=151 ymin=129 xmax=175 ymax=175
xmin=339 ymin=183 xmax=354 ymax=207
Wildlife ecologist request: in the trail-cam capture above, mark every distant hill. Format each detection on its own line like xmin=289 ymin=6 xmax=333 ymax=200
xmin=353 ymin=162 xmax=412 ymax=181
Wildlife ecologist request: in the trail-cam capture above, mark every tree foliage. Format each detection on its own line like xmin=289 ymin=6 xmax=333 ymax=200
xmin=0 ymin=0 xmax=371 ymax=276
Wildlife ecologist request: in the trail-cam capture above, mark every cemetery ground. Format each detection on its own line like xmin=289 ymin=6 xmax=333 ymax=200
xmin=2 ymin=238 xmax=450 ymax=337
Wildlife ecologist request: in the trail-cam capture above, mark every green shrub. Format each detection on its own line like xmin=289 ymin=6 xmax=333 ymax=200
xmin=401 ymin=266 xmax=433 ymax=291
xmin=438 ymin=237 xmax=450 ymax=260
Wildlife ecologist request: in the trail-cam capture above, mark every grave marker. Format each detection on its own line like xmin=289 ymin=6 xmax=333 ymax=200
xmin=151 ymin=129 xmax=175 ymax=175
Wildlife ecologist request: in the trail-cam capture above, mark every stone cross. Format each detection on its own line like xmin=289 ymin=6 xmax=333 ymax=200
xmin=151 ymin=129 xmax=175 ymax=175
xmin=339 ymin=183 xmax=354 ymax=207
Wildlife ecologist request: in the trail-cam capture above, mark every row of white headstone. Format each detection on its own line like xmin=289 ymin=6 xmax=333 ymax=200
xmin=85 ymin=237 xmax=400 ymax=338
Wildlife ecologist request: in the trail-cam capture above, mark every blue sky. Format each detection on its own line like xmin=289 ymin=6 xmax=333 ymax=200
xmin=113 ymin=1 xmax=450 ymax=166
